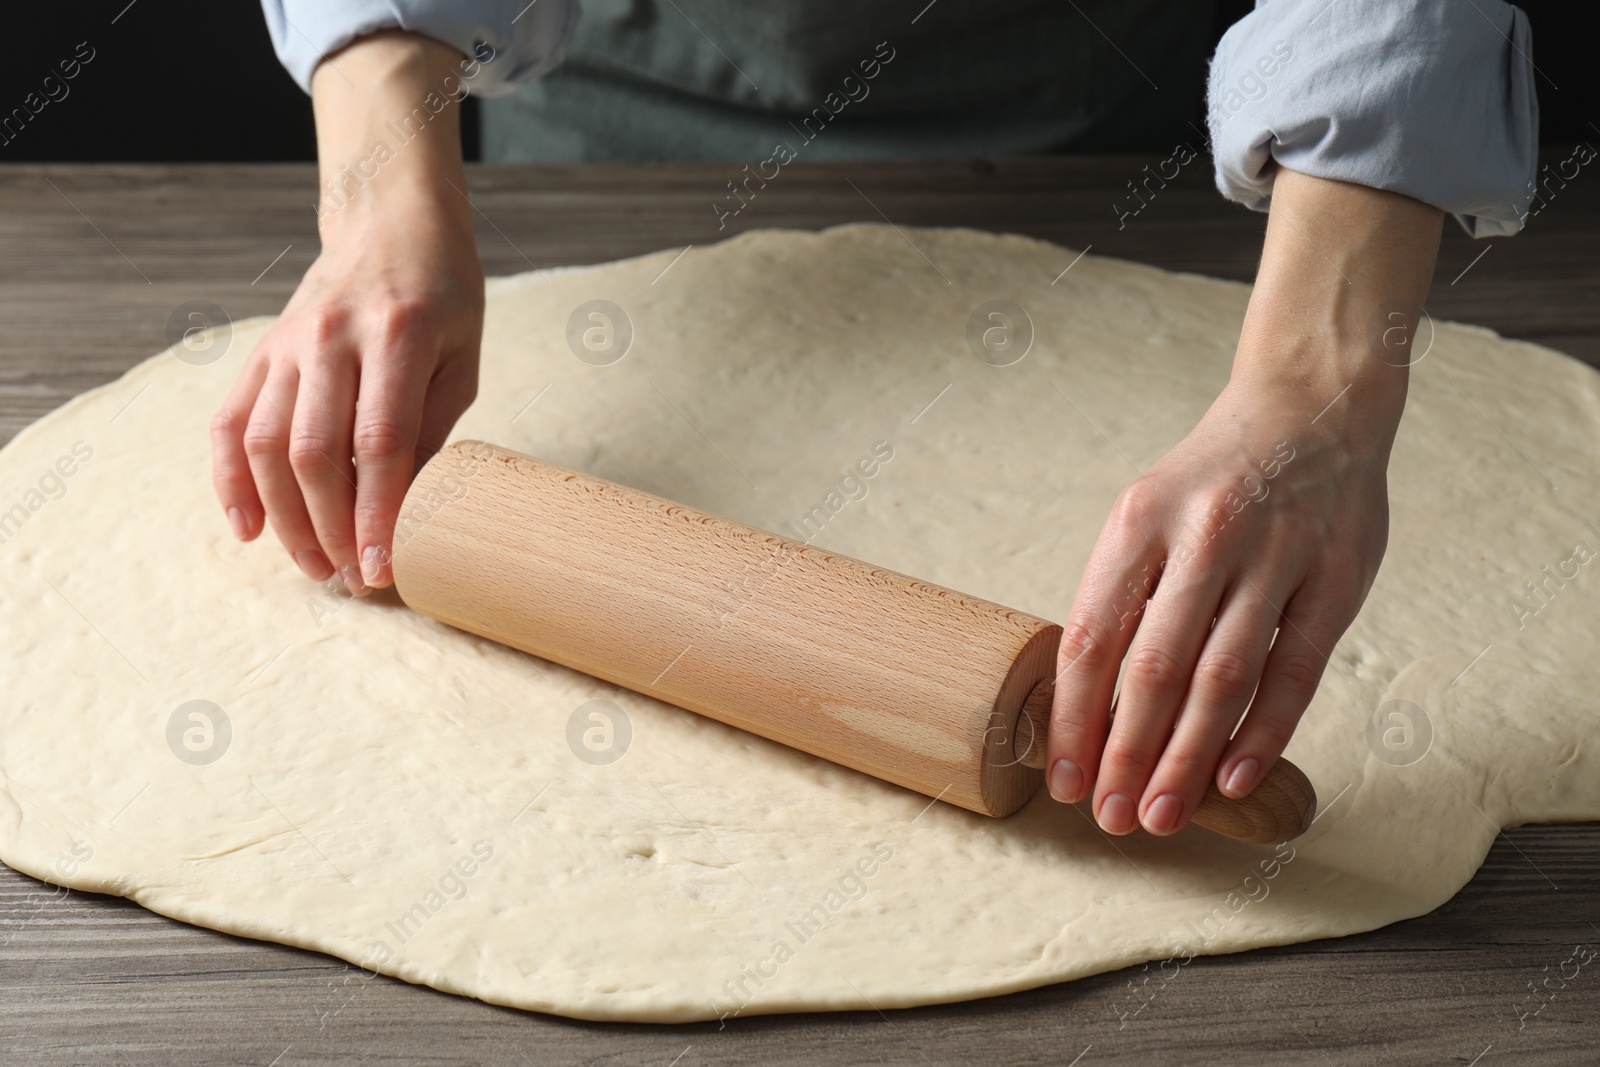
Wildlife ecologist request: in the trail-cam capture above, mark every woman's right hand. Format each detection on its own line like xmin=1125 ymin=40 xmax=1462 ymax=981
xmin=211 ymin=31 xmax=484 ymax=595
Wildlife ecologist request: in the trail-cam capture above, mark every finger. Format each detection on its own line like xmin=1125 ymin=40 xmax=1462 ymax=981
xmin=210 ymin=353 xmax=270 ymax=541
xmin=1215 ymin=581 xmax=1345 ymax=798
xmin=1094 ymin=554 xmax=1228 ymax=834
xmin=352 ymin=314 xmax=433 ymax=589
xmin=412 ymin=356 xmax=479 ymax=476
xmin=1137 ymin=577 xmax=1286 ymax=835
xmin=1046 ymin=496 xmax=1166 ymax=807
xmin=382 ymin=359 xmax=475 ymax=585
xmin=243 ymin=363 xmax=332 ymax=581
xmin=289 ymin=352 xmax=362 ymax=594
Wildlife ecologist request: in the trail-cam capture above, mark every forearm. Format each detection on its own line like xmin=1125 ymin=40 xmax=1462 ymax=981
xmin=310 ymin=31 xmax=473 ymax=243
xmin=1233 ymin=168 xmax=1445 ymax=446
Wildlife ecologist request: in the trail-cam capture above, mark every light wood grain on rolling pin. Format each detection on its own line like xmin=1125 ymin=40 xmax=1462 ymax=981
xmin=392 ymin=441 xmax=1056 ymax=817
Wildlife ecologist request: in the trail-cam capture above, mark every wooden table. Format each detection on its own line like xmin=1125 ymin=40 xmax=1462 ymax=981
xmin=2 ymin=159 xmax=1597 ymax=1065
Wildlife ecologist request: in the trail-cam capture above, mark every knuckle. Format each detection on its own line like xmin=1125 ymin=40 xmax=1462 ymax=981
xmin=1242 ymin=718 xmax=1298 ymax=761
xmin=1194 ymin=649 xmax=1257 ymax=700
xmin=1108 ymin=480 xmax=1158 ymax=531
xmin=287 ymin=430 xmax=338 ymax=474
xmin=1274 ymin=652 xmax=1326 ymax=699
xmin=1125 ymin=643 xmax=1186 ymax=694
xmin=1201 ymin=484 xmax=1241 ymax=515
xmin=316 ymin=528 xmax=357 ymax=554
xmin=377 ymin=299 xmax=430 ymax=344
xmin=1058 ymin=619 xmax=1109 ymax=675
xmin=306 ymin=306 xmax=349 ymax=348
xmin=1047 ymin=711 xmax=1096 ymax=744
xmin=241 ymin=420 xmax=288 ymax=461
xmin=354 ymin=498 xmax=400 ymax=536
xmin=1154 ymin=746 xmax=1215 ymax=784
xmin=352 ymin=418 xmax=413 ymax=464
xmin=210 ymin=406 xmax=246 ymax=441
xmin=1102 ymin=745 xmax=1157 ymax=779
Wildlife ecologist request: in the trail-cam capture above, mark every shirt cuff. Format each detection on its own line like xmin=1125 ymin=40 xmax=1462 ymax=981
xmin=1207 ymin=0 xmax=1540 ymax=237
xmin=260 ymin=0 xmax=580 ymax=99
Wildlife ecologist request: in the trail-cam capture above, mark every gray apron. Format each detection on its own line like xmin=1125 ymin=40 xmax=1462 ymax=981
xmin=482 ymin=0 xmax=1212 ymax=161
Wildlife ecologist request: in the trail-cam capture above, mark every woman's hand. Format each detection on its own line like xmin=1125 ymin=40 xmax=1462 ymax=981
xmin=1047 ymin=168 xmax=1445 ymax=835
xmin=211 ymin=32 xmax=483 ymax=594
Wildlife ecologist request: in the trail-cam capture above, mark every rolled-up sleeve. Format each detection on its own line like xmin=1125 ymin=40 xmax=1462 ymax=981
xmin=1207 ymin=0 xmax=1539 ymax=237
xmin=260 ymin=0 xmax=579 ymax=98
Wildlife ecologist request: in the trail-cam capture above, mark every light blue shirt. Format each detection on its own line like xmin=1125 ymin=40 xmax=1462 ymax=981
xmin=259 ymin=0 xmax=579 ymax=97
xmin=261 ymin=0 xmax=1538 ymax=237
xmin=1209 ymin=0 xmax=1538 ymax=236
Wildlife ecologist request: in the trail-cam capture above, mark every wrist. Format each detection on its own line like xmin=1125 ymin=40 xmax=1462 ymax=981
xmin=1231 ymin=310 xmax=1412 ymax=414
xmin=311 ymin=32 xmax=472 ymax=241
xmin=1229 ymin=167 xmax=1442 ymax=426
xmin=1227 ymin=337 xmax=1408 ymax=455
xmin=314 ymin=164 xmax=475 ymax=255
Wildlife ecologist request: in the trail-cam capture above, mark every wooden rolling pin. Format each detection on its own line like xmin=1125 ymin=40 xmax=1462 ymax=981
xmin=392 ymin=441 xmax=1315 ymax=843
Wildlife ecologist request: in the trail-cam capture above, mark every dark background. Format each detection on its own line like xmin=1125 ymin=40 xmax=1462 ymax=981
xmin=0 ymin=1 xmax=1586 ymax=164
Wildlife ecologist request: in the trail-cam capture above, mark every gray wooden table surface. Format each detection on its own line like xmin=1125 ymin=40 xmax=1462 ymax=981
xmin=2 ymin=157 xmax=1597 ymax=1065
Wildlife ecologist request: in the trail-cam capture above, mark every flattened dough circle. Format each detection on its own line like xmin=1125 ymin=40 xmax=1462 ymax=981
xmin=1 ymin=225 xmax=1596 ymax=1022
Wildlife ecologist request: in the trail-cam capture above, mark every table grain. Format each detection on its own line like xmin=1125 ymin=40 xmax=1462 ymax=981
xmin=2 ymin=157 xmax=1597 ymax=1066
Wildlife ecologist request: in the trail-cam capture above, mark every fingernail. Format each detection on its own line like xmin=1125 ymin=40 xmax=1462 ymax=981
xmin=1097 ymin=792 xmax=1135 ymax=835
xmin=226 ymin=507 xmax=248 ymax=540
xmin=339 ymin=563 xmax=370 ymax=598
xmin=1143 ymin=793 xmax=1184 ymax=835
xmin=1224 ymin=757 xmax=1260 ymax=798
xmin=1049 ymin=759 xmax=1083 ymax=803
xmin=294 ymin=549 xmax=332 ymax=580
xmin=361 ymin=544 xmax=388 ymax=583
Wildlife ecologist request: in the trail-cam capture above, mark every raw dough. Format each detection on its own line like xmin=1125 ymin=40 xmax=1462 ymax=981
xmin=1 ymin=225 xmax=1596 ymax=1023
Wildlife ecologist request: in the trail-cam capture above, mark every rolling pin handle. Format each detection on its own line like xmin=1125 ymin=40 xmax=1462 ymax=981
xmin=1012 ymin=678 xmax=1316 ymax=843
